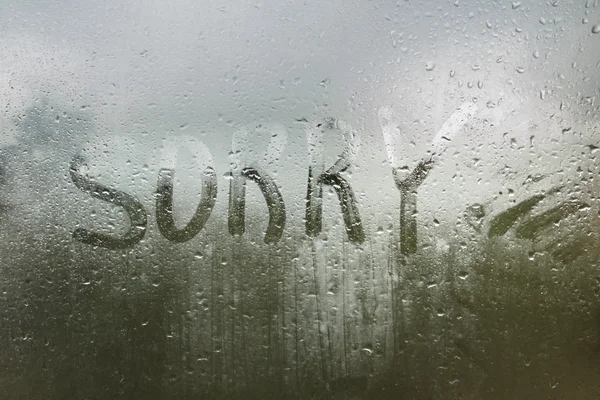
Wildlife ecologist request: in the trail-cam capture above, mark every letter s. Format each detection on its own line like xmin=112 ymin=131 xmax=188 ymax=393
xmin=70 ymin=155 xmax=147 ymax=249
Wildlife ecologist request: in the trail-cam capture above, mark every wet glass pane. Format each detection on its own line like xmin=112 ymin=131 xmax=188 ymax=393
xmin=1 ymin=0 xmax=600 ymax=398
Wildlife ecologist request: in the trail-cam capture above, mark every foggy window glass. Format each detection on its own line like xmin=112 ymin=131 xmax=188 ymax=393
xmin=1 ymin=1 xmax=599 ymax=399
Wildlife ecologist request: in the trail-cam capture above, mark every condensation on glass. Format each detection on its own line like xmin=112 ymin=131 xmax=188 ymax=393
xmin=0 ymin=1 xmax=599 ymax=399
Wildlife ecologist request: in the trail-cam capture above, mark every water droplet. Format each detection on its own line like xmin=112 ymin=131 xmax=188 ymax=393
xmin=516 ymin=66 xmax=525 ymax=74
xmin=533 ymin=50 xmax=540 ymax=58
xmin=592 ymin=24 xmax=600 ymax=34
xmin=458 ymin=271 xmax=469 ymax=280
xmin=486 ymin=21 xmax=493 ymax=29
xmin=449 ymin=69 xmax=456 ymax=77
xmin=512 ymin=1 xmax=521 ymax=8
xmin=425 ymin=61 xmax=436 ymax=71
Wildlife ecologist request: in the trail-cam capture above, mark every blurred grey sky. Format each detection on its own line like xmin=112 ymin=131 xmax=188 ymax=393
xmin=0 ymin=0 xmax=598 ymax=238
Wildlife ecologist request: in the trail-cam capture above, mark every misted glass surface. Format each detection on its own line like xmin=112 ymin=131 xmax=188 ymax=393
xmin=1 ymin=1 xmax=599 ymax=399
